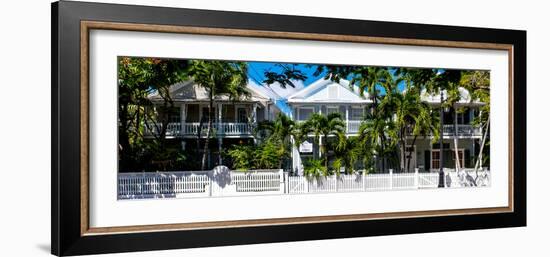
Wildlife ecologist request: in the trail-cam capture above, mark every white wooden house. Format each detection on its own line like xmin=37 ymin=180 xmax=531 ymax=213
xmin=286 ymin=78 xmax=372 ymax=174
xmin=144 ymin=76 xmax=486 ymax=173
xmin=145 ymin=80 xmax=280 ymax=167
xmin=407 ymin=88 xmax=485 ymax=172
xmin=285 ymin=78 xmax=485 ymax=174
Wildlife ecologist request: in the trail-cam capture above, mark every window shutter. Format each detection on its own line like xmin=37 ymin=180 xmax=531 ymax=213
xmin=424 ymin=150 xmax=431 ymax=171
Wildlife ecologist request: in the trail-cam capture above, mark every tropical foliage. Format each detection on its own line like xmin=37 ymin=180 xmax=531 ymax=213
xmin=118 ymin=57 xmax=490 ymax=176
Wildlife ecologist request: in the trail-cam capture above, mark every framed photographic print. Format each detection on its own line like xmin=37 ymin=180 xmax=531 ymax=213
xmin=51 ymin=1 xmax=526 ymax=256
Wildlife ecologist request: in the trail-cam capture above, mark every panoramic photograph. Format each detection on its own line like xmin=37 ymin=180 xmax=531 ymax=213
xmin=117 ymin=57 xmax=491 ymax=200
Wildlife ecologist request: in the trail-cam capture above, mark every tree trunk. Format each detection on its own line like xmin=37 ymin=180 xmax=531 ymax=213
xmin=399 ymin=127 xmax=407 ymax=172
xmin=118 ymin=102 xmax=131 ymax=170
xmin=474 ymin=118 xmax=490 ymax=179
xmin=453 ymin=107 xmax=460 ymax=173
xmin=201 ymin=95 xmax=214 ymax=170
xmin=406 ymin=135 xmax=418 ymax=172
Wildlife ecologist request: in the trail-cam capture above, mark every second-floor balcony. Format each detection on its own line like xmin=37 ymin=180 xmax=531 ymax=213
xmin=295 ymin=120 xmax=362 ymax=134
xmin=407 ymin=124 xmax=482 ymax=138
xmin=145 ymin=122 xmax=254 ymax=138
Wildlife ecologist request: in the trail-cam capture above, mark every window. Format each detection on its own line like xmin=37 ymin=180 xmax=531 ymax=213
xmin=452 ymin=150 xmax=465 ymax=168
xmin=431 ymin=150 xmax=441 ymax=170
xmin=350 ymin=107 xmax=363 ymax=120
xmin=432 ymin=149 xmax=465 ymax=170
xmin=170 ymin=112 xmax=180 ymax=123
xmin=298 ymin=107 xmax=314 ymax=121
xmin=456 ymin=108 xmax=471 ymax=125
xmin=327 ymin=106 xmax=339 ymax=115
xmin=201 ymin=107 xmax=216 ymax=122
xmin=237 ymin=107 xmax=248 ymax=123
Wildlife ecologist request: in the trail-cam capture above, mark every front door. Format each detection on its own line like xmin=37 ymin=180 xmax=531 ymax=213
xmin=404 ymin=145 xmax=416 ymax=172
xmin=237 ymin=107 xmax=248 ymax=123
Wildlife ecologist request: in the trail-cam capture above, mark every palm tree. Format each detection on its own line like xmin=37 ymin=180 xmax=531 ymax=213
xmin=357 ymin=110 xmax=397 ymax=173
xmin=303 ymin=158 xmax=328 ymax=178
xmin=301 ymin=112 xmax=345 ymax=172
xmin=423 ymin=70 xmax=461 ymax=186
xmin=406 ymin=104 xmax=440 ymax=172
xmin=333 ymin=131 xmax=361 ymax=174
xmin=460 ymin=70 xmax=490 ymax=177
xmin=187 ymin=61 xmax=249 ymax=170
xmin=256 ymin=113 xmax=298 ymax=169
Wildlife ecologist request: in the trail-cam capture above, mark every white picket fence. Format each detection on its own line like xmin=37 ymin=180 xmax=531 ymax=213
xmin=118 ymin=168 xmax=490 ymax=200
xmin=288 ymin=171 xmax=428 ymax=194
xmin=118 ymin=169 xmax=284 ymax=199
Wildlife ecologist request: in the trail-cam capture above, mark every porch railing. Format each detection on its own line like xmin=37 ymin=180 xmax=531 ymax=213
xmin=407 ymin=124 xmax=482 ymax=137
xmin=145 ymin=122 xmax=254 ymax=137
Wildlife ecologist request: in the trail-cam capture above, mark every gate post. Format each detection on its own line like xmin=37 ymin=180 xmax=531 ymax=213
xmin=279 ymin=169 xmax=285 ymax=193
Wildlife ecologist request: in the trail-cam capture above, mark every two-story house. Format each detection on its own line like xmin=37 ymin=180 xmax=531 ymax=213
xmin=408 ymin=88 xmax=485 ymax=172
xmin=286 ymin=77 xmax=485 ymax=174
xmin=145 ymin=80 xmax=280 ymax=168
xmin=286 ymin=78 xmax=373 ymax=174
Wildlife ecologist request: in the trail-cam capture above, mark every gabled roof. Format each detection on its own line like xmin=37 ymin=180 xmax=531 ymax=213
xmin=420 ymin=87 xmax=485 ymax=106
xmin=148 ymin=80 xmax=273 ymax=105
xmin=286 ymin=78 xmax=372 ymax=104
xmin=265 ymin=79 xmax=305 ymax=99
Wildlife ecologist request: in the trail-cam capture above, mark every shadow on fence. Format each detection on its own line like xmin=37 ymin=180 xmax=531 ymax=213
xmin=118 ymin=167 xmax=490 ymax=200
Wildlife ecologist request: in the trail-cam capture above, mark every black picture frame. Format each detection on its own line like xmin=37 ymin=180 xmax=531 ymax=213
xmin=51 ymin=1 xmax=526 ymax=256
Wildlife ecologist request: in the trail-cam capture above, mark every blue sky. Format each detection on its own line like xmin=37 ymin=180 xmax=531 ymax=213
xmin=247 ymin=61 xmax=406 ymax=93
xmin=248 ymin=62 xmax=327 ymax=86
xmin=248 ymin=61 xmax=402 ymax=116
xmin=247 ymin=61 xmax=411 ymax=116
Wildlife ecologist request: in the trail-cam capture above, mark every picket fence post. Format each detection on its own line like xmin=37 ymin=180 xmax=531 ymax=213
xmin=362 ymin=172 xmax=366 ymax=191
xmin=208 ymin=170 xmax=213 ymax=197
xmin=414 ymin=168 xmax=419 ymax=189
xmin=389 ymin=169 xmax=393 ymax=190
xmin=334 ymin=174 xmax=339 ymax=192
xmin=279 ymin=169 xmax=285 ymax=193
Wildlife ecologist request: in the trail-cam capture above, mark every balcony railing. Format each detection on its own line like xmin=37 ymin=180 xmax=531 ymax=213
xmin=407 ymin=124 xmax=482 ymax=137
xmin=296 ymin=120 xmax=362 ymax=134
xmin=145 ymin=122 xmax=254 ymax=137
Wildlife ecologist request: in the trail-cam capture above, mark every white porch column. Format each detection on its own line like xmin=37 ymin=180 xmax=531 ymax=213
xmin=217 ymin=103 xmax=222 ymax=133
xmin=264 ymin=104 xmax=269 ymax=121
xmin=345 ymin=105 xmax=350 ymax=133
xmin=429 ymin=141 xmax=433 ymax=172
xmin=180 ymin=104 xmax=186 ymax=136
xmin=291 ymin=136 xmax=303 ymax=176
xmin=252 ymin=103 xmax=257 ymax=123
xmin=217 ymin=103 xmax=223 ymax=165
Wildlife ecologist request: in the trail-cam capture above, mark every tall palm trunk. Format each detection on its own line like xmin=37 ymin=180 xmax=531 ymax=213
xmin=474 ymin=118 xmax=490 ymax=179
xmin=406 ymin=135 xmax=418 ymax=172
xmin=201 ymin=92 xmax=214 ymax=170
xmin=453 ymin=107 xmax=461 ymax=173
xmin=322 ymin=134 xmax=329 ymax=171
